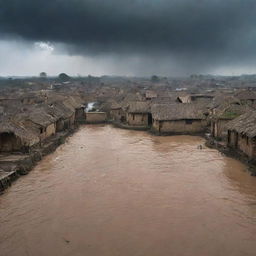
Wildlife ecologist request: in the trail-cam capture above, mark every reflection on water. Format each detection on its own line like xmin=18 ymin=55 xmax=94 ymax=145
xmin=0 ymin=125 xmax=256 ymax=256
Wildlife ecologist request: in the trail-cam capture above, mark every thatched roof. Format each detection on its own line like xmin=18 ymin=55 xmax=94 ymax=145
xmin=127 ymin=101 xmax=150 ymax=113
xmin=145 ymin=90 xmax=157 ymax=99
xmin=111 ymin=101 xmax=122 ymax=110
xmin=208 ymin=95 xmax=240 ymax=109
xmin=235 ymin=90 xmax=256 ymax=101
xmin=151 ymin=103 xmax=206 ymax=121
xmin=17 ymin=106 xmax=58 ymax=128
xmin=27 ymin=111 xmax=57 ymax=127
xmin=0 ymin=118 xmax=39 ymax=146
xmin=47 ymin=102 xmax=74 ymax=120
xmin=190 ymin=94 xmax=214 ymax=100
xmin=225 ymin=110 xmax=256 ymax=138
xmin=122 ymin=93 xmax=143 ymax=104
xmin=64 ymin=96 xmax=84 ymax=109
xmin=176 ymin=95 xmax=191 ymax=103
xmin=151 ymin=96 xmax=177 ymax=104
xmin=212 ymin=103 xmax=248 ymax=120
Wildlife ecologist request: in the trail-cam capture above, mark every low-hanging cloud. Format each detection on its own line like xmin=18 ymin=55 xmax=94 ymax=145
xmin=0 ymin=0 xmax=256 ymax=75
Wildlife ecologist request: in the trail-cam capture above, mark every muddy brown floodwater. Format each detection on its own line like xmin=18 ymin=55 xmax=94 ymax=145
xmin=0 ymin=125 xmax=256 ymax=256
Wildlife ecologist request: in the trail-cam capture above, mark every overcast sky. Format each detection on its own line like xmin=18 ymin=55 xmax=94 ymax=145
xmin=0 ymin=0 xmax=256 ymax=76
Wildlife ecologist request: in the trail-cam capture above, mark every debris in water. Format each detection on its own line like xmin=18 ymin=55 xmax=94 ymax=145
xmin=63 ymin=238 xmax=70 ymax=244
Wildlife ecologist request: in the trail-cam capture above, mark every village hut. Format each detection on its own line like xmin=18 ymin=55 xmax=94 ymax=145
xmin=210 ymin=103 xmax=247 ymax=139
xmin=0 ymin=119 xmax=39 ymax=152
xmin=235 ymin=90 xmax=256 ymax=105
xmin=177 ymin=94 xmax=214 ymax=104
xmin=225 ymin=111 xmax=256 ymax=159
xmin=190 ymin=94 xmax=214 ymax=103
xmin=145 ymin=90 xmax=158 ymax=100
xmin=126 ymin=101 xmax=152 ymax=127
xmin=176 ymin=95 xmax=191 ymax=103
xmin=20 ymin=92 xmax=47 ymax=105
xmin=20 ymin=108 xmax=58 ymax=142
xmin=110 ymin=102 xmax=126 ymax=122
xmin=63 ymin=96 xmax=85 ymax=123
xmin=151 ymin=103 xmax=207 ymax=134
xmin=46 ymin=94 xmax=77 ymax=128
xmin=46 ymin=102 xmax=75 ymax=132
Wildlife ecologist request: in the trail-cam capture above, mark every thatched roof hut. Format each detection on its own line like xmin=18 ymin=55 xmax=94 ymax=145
xmin=211 ymin=103 xmax=248 ymax=120
xmin=16 ymin=105 xmax=58 ymax=129
xmin=127 ymin=101 xmax=151 ymax=114
xmin=48 ymin=102 xmax=74 ymax=120
xmin=151 ymin=103 xmax=206 ymax=121
xmin=0 ymin=118 xmax=39 ymax=146
xmin=225 ymin=111 xmax=256 ymax=138
xmin=111 ymin=101 xmax=122 ymax=110
xmin=208 ymin=95 xmax=240 ymax=110
xmin=145 ymin=90 xmax=157 ymax=99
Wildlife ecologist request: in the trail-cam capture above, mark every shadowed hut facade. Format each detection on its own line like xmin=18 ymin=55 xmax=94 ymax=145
xmin=210 ymin=103 xmax=247 ymax=139
xmin=126 ymin=101 xmax=151 ymax=127
xmin=0 ymin=119 xmax=39 ymax=152
xmin=21 ymin=109 xmax=57 ymax=143
xmin=46 ymin=102 xmax=75 ymax=132
xmin=151 ymin=104 xmax=207 ymax=134
xmin=226 ymin=111 xmax=256 ymax=159
xmin=85 ymin=112 xmax=107 ymax=123
xmin=47 ymin=94 xmax=85 ymax=125
xmin=63 ymin=96 xmax=85 ymax=123
xmin=110 ymin=102 xmax=126 ymax=122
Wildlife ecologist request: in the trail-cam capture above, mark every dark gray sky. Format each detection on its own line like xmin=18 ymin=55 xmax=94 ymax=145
xmin=0 ymin=0 xmax=256 ymax=76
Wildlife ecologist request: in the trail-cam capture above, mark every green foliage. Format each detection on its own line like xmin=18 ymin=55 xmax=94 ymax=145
xmin=222 ymin=111 xmax=238 ymax=119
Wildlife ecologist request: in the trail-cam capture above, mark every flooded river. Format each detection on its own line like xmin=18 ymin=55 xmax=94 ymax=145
xmin=0 ymin=125 xmax=256 ymax=256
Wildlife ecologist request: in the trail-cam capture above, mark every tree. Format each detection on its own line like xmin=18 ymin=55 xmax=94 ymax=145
xmin=58 ymin=73 xmax=70 ymax=82
xmin=151 ymin=75 xmax=160 ymax=83
xmin=39 ymin=72 xmax=47 ymax=79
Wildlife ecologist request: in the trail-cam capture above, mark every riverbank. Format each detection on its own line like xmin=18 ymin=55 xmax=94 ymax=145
xmin=112 ymin=121 xmax=150 ymax=131
xmin=1 ymin=122 xmax=255 ymax=194
xmin=0 ymin=129 xmax=74 ymax=193
xmin=205 ymin=137 xmax=256 ymax=176
xmin=1 ymin=125 xmax=256 ymax=256
xmin=113 ymin=120 xmax=256 ymax=175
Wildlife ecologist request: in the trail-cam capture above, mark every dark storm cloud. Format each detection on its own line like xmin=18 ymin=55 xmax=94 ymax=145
xmin=0 ymin=0 xmax=256 ymax=74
